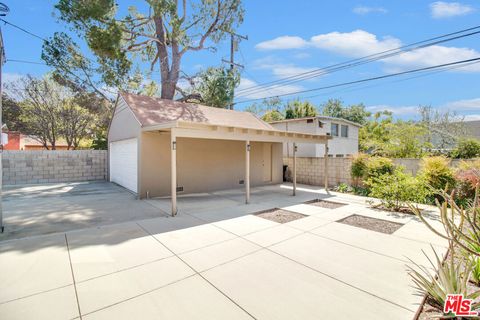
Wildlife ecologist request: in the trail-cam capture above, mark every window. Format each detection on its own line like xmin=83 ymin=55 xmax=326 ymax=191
xmin=318 ymin=120 xmax=323 ymax=128
xmin=307 ymin=119 xmax=313 ymax=123
xmin=331 ymin=123 xmax=339 ymax=136
xmin=336 ymin=154 xmax=344 ymax=158
xmin=341 ymin=125 xmax=349 ymax=137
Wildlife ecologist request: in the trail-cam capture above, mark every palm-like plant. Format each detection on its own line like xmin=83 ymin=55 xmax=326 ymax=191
xmin=408 ymin=248 xmax=478 ymax=311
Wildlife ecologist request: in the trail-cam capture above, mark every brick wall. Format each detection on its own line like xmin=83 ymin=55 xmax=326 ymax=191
xmin=284 ymin=157 xmax=353 ymax=187
xmin=2 ymin=150 xmax=107 ymax=185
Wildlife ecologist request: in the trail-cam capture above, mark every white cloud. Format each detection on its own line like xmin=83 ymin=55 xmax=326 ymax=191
xmin=235 ymin=78 xmax=304 ymax=100
xmin=367 ymin=98 xmax=480 ymax=119
xmin=293 ymin=52 xmax=311 ymax=59
xmin=441 ymin=97 xmax=480 ymax=110
xmin=256 ymin=63 xmax=316 ymax=78
xmin=386 ymin=45 xmax=480 ymax=72
xmin=353 ymin=6 xmax=388 ymax=15
xmin=250 ymin=56 xmax=317 ymax=80
xmin=430 ymin=1 xmax=475 ymax=18
xmin=464 ymin=114 xmax=480 ymax=121
xmin=310 ymin=30 xmax=401 ymax=56
xmin=257 ymin=30 xmax=480 ymax=72
xmin=255 ymin=36 xmax=309 ymax=50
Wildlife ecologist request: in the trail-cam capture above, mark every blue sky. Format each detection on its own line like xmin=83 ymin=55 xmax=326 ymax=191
xmin=2 ymin=0 xmax=480 ymax=120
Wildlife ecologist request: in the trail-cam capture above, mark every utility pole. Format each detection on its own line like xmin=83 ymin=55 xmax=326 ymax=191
xmin=221 ymin=30 xmax=247 ymax=110
xmin=0 ymin=2 xmax=8 ymax=233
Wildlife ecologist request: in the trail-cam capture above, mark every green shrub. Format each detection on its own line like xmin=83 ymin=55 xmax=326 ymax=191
xmin=352 ymin=186 xmax=370 ymax=196
xmin=351 ymin=154 xmax=368 ymax=179
xmin=364 ymin=157 xmax=395 ymax=179
xmin=366 ymin=168 xmax=429 ymax=211
xmin=334 ymin=183 xmax=351 ymax=193
xmin=451 ymin=138 xmax=480 ymax=159
xmin=418 ymin=156 xmax=456 ymax=192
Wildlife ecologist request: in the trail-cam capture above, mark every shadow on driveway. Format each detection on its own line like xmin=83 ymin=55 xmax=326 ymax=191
xmin=1 ymin=181 xmax=167 ymax=241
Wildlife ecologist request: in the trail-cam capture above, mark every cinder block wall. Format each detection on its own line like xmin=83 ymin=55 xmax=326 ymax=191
xmin=284 ymin=157 xmax=479 ymax=187
xmin=284 ymin=157 xmax=353 ymax=187
xmin=392 ymin=158 xmax=477 ymax=176
xmin=2 ymin=150 xmax=107 ymax=185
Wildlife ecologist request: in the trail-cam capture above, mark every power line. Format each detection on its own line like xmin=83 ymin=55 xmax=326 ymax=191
xmin=236 ymin=30 xmax=480 ymax=97
xmin=299 ymin=59 xmax=480 ymax=102
xmin=236 ymin=25 xmax=480 ymax=94
xmin=6 ymin=59 xmax=47 ymax=65
xmin=0 ymin=18 xmax=47 ymax=42
xmin=234 ymin=57 xmax=480 ymax=105
xmin=236 ymin=25 xmax=480 ymax=96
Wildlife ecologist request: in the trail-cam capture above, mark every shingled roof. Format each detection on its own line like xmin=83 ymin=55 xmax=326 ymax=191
xmin=120 ymin=92 xmax=275 ymax=131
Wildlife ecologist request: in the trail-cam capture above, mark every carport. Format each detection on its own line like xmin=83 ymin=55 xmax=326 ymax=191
xmin=142 ymin=120 xmax=331 ymax=216
xmin=108 ymin=93 xmax=331 ymax=217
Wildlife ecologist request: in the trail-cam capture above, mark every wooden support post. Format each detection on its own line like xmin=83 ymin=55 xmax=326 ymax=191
xmin=324 ymin=140 xmax=329 ymax=191
xmin=293 ymin=142 xmax=297 ymax=196
xmin=171 ymin=131 xmax=177 ymax=216
xmin=245 ymin=140 xmax=250 ymax=204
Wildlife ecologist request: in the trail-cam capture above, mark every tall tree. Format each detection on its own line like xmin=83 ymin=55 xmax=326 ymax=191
xmin=2 ymin=94 xmax=26 ymax=132
xmin=8 ymin=76 xmax=65 ymax=149
xmin=321 ymin=99 xmax=371 ymax=125
xmin=359 ymin=111 xmax=394 ymax=155
xmin=186 ymin=67 xmax=240 ymax=108
xmin=359 ymin=111 xmax=431 ymax=157
xmin=48 ymin=0 xmax=244 ymax=100
xmin=418 ymin=105 xmax=467 ymax=151
xmin=7 ymin=75 xmax=98 ymax=150
xmin=284 ymin=99 xmax=317 ymax=119
xmin=261 ymin=110 xmax=284 ymax=122
xmin=60 ymin=98 xmax=97 ymax=149
xmin=385 ymin=121 xmax=430 ymax=158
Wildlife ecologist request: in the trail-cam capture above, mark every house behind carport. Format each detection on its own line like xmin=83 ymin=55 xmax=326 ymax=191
xmin=108 ymin=92 xmax=330 ymax=215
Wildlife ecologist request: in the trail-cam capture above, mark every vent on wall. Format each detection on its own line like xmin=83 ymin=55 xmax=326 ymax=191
xmin=239 ymin=180 xmax=245 ymax=185
xmin=176 ymin=186 xmax=184 ymax=192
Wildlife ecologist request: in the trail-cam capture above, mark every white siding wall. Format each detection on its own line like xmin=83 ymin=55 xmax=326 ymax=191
xmin=322 ymin=121 xmax=359 ymax=157
xmin=271 ymin=121 xmax=317 ymax=157
xmin=271 ymin=118 xmax=359 ymax=158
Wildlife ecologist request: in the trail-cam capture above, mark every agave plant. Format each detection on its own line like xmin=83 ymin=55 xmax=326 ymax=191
xmin=469 ymin=256 xmax=480 ymax=287
xmin=465 ymin=237 xmax=480 ymax=286
xmin=408 ymin=247 xmax=479 ymax=311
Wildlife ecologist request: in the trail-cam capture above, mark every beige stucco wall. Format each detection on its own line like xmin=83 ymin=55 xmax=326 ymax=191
xmin=139 ymin=132 xmax=283 ymax=198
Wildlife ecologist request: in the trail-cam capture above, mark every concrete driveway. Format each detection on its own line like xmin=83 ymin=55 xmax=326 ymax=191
xmin=1 ymin=182 xmax=163 ymax=240
xmin=0 ymin=184 xmax=447 ymax=319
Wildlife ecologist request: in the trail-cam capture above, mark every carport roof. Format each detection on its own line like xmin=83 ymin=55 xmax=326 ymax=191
xmin=120 ymin=92 xmax=274 ymax=131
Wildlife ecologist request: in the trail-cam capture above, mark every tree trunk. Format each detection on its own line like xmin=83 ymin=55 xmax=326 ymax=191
xmin=161 ymin=80 xmax=176 ymax=99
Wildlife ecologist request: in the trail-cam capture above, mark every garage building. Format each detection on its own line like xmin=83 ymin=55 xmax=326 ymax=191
xmin=108 ymin=92 xmax=330 ymax=215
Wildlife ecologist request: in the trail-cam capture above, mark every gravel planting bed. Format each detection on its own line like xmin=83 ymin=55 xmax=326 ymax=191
xmin=304 ymin=199 xmax=348 ymax=209
xmin=337 ymin=214 xmax=404 ymax=234
xmin=255 ymin=208 xmax=307 ymax=223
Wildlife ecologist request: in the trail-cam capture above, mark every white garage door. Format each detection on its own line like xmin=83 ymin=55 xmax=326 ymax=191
xmin=109 ymin=138 xmax=138 ymax=193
